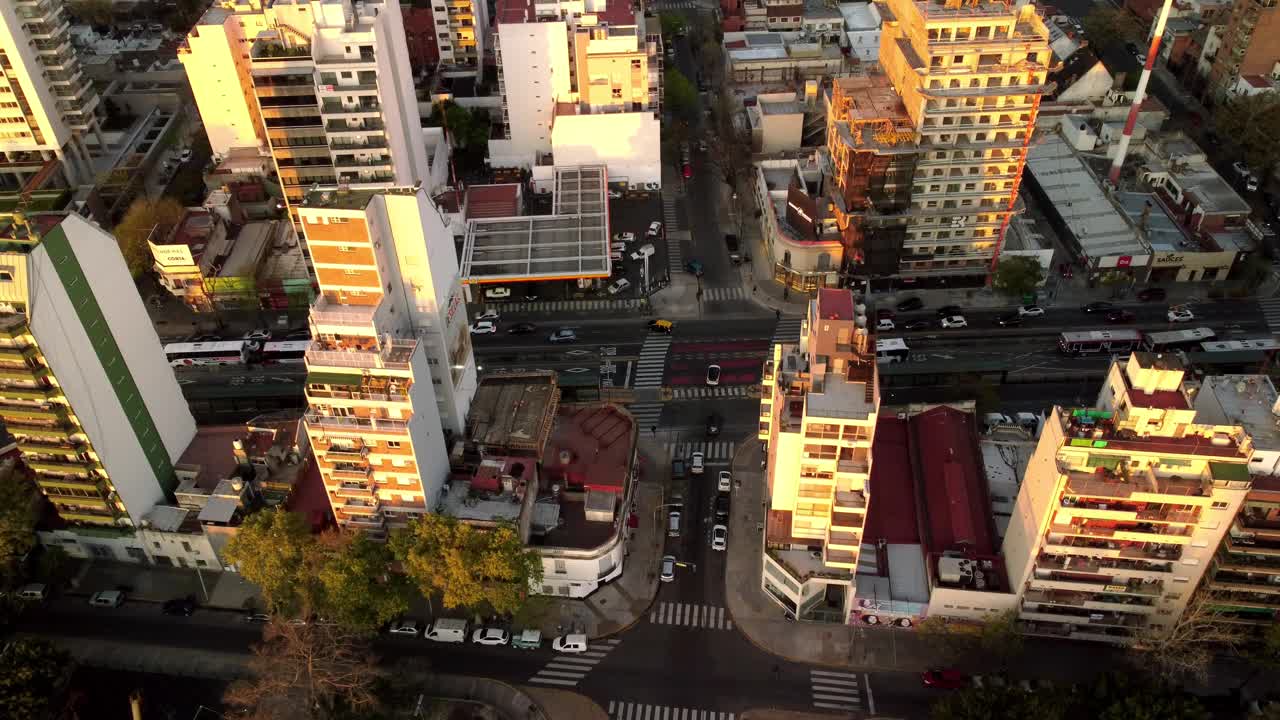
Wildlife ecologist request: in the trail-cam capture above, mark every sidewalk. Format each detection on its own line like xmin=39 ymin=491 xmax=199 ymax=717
xmin=70 ymin=559 xmax=262 ymax=611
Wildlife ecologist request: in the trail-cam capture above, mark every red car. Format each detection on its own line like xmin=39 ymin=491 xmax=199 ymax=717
xmin=1058 ymin=263 xmax=1073 ymax=279
xmin=921 ymin=669 xmax=968 ymax=689
xmin=1105 ymin=309 xmax=1136 ymax=324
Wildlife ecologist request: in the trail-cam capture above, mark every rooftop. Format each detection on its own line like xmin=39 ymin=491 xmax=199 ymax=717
xmin=1114 ymin=192 xmax=1194 ymax=253
xmin=1059 ymin=409 xmax=1249 ymax=459
xmin=816 ymin=288 xmax=855 ymax=320
xmin=465 ymin=184 xmax=522 ymax=221
xmin=301 ymin=185 xmax=421 ymax=212
xmin=543 ymin=404 xmax=635 ymax=493
xmin=1193 ymin=375 xmax=1280 ymax=452
xmin=911 ymin=407 xmax=997 ymax=556
xmin=839 ymin=1 xmax=881 ymax=29
xmin=466 ymin=371 xmax=560 ymax=454
xmin=863 ymin=417 xmax=920 ymax=544
xmin=175 ymin=425 xmax=245 ymax=493
xmin=1144 ymin=132 xmax=1251 ymax=216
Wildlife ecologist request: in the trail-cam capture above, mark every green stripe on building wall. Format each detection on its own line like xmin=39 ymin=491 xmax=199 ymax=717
xmin=39 ymin=224 xmax=176 ymax=496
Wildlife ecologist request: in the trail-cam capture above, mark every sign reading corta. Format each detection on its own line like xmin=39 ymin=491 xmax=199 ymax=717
xmin=148 ymin=242 xmax=194 ymax=267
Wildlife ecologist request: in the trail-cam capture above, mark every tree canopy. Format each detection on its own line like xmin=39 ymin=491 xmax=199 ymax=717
xmin=113 ymin=196 xmax=185 ymax=278
xmin=223 ymin=509 xmax=321 ymax=618
xmin=68 ymin=0 xmax=114 ymax=27
xmin=992 ymin=256 xmax=1044 ymax=298
xmin=1080 ymin=7 xmax=1143 ymax=54
xmin=1213 ymin=93 xmax=1280 ymax=175
xmin=664 ymin=68 xmax=698 ymax=126
xmin=0 ymin=468 xmax=41 ymax=582
xmin=659 ymin=13 xmax=686 ymax=40
xmin=931 ymin=673 xmax=1207 ymax=720
xmin=0 ymin=639 xmax=71 ymax=720
xmin=315 ymin=532 xmax=412 ymax=634
xmin=917 ymin=610 xmax=1024 ymax=671
xmin=391 ymin=515 xmax=542 ymax=616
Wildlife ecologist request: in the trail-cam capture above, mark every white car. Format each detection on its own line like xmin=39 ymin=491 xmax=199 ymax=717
xmin=717 ymin=470 xmax=732 ymax=492
xmin=1167 ymin=307 xmax=1195 ymax=323
xmin=609 ymin=190 xmax=623 ymax=199
xmin=690 ymin=451 xmax=705 ymax=475
xmin=474 ymin=309 xmax=499 ymax=321
xmin=470 ymin=320 xmax=497 ymax=334
xmin=940 ymin=315 xmax=968 ymax=329
xmin=1233 ymin=161 xmax=1251 ymax=178
xmin=705 ymin=364 xmax=721 ymax=386
xmin=178 ymin=148 xmax=192 ymax=163
xmin=630 ymin=244 xmax=656 ymax=261
xmin=484 ymin=287 xmax=511 ymax=300
xmin=471 ymin=627 xmax=511 ymax=646
xmin=646 ymin=221 xmax=663 ymax=238
xmin=388 ymin=619 xmax=420 ymax=637
xmin=608 ymin=278 xmax=632 ymax=295
xmin=660 ymin=555 xmax=675 ymax=583
xmin=876 ymin=319 xmax=895 ymax=331
xmin=610 ymin=242 xmax=627 ymax=252
xmin=1017 ymin=305 xmax=1045 ymax=317
xmin=613 ymin=231 xmax=636 ymax=243
xmin=552 ymin=633 xmax=588 ymax=653
xmin=548 ymin=328 xmax=577 ymax=343
xmin=711 ymin=524 xmax=728 ymax=551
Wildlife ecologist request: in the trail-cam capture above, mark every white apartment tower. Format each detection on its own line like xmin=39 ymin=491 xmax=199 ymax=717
xmin=298 ymin=186 xmax=476 ymax=534
xmin=180 ymin=0 xmax=429 ymax=224
xmin=0 ymin=0 xmax=104 ymax=188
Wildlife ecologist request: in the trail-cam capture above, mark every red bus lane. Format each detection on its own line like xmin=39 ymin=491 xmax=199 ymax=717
xmin=664 ymin=339 xmax=770 ymax=386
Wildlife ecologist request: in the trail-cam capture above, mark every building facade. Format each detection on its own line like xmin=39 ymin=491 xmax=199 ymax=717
xmin=1208 ymin=0 xmax=1280 ymax=101
xmin=298 ymin=186 xmax=476 ymax=535
xmin=0 ymin=0 xmax=104 ymax=188
xmin=758 ymin=289 xmax=880 ymax=622
xmin=425 ymin=0 xmax=487 ymax=78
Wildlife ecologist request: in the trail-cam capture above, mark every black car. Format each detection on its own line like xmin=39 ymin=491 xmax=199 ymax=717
xmin=507 ymin=322 xmax=537 ymax=335
xmin=935 ymin=305 xmax=964 ymax=319
xmin=994 ymin=313 xmax=1022 ymax=327
xmin=903 ymin=319 xmax=932 ymax=331
xmin=706 ymin=413 xmax=723 ymax=437
xmin=1105 ymin=309 xmax=1136 ymax=324
xmin=162 ymin=595 xmax=197 ymax=616
xmin=896 ymin=297 xmax=924 ymax=312
xmin=714 ymin=493 xmax=730 ymax=520
xmin=1082 ymin=302 xmax=1115 ymax=314
xmin=1136 ymin=287 xmax=1167 ymax=302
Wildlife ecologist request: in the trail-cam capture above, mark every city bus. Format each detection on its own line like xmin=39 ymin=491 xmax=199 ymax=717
xmin=1200 ymin=338 xmax=1280 ymax=353
xmin=875 ymin=338 xmax=910 ymax=364
xmin=1057 ymin=329 xmax=1143 ymax=356
xmin=163 ymin=341 xmax=247 ymax=367
xmin=259 ymin=340 xmax=310 ymax=364
xmin=1142 ymin=327 xmax=1216 ymax=352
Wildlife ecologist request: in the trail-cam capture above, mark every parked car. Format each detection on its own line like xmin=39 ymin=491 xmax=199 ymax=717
xmin=649 ymin=319 xmax=674 ymax=334
xmin=610 ymin=242 xmax=628 ymax=252
xmin=614 ymin=231 xmax=636 ymax=243
xmin=388 ymin=619 xmax=421 ymax=636
xmin=876 ymin=318 xmax=896 ymax=331
xmin=1081 ymin=301 xmax=1114 ymax=314
xmin=508 ymin=322 xmax=537 ymax=335
xmin=608 ymin=278 xmax=632 ymax=295
xmin=630 ymin=244 xmax=656 ymax=261
xmin=1136 ymin=287 xmax=1166 ymax=302
xmin=1018 ymin=305 xmax=1045 ymax=317
xmin=711 ymin=525 xmax=728 ymax=551
xmin=903 ymin=319 xmax=932 ymax=331
xmin=939 ymin=315 xmax=968 ymax=329
xmin=244 ymin=612 xmax=271 ymax=623
xmin=646 ymin=221 xmax=663 ymax=238
xmin=717 ymin=470 xmax=732 ymax=492
xmin=89 ymin=590 xmax=125 ymax=608
xmin=161 ymin=595 xmax=196 ymax=616
xmin=921 ymin=669 xmax=969 ymax=689
xmin=994 ymin=313 xmax=1021 ymax=327
xmin=469 ymin=320 xmax=497 ymax=335
xmin=705 ymin=364 xmax=721 ymax=386
xmin=471 ymin=627 xmax=511 ymax=646
xmin=667 ymin=510 xmax=682 ymax=537
xmin=1168 ymin=307 xmax=1195 ymax=323
xmin=690 ymin=451 xmax=705 ymax=474
xmin=548 ymin=328 xmax=577 ymax=343
xmin=552 ymin=633 xmax=589 ymax=653
xmin=935 ymin=305 xmax=964 ymax=319
xmin=1233 ymin=160 xmax=1252 ymax=179
xmin=484 ymin=287 xmax=511 ymax=300
xmin=895 ymin=297 xmax=924 ymax=312
xmin=243 ymin=328 xmax=272 ymax=342
xmin=660 ymin=555 xmax=676 ymax=582
xmin=714 ymin=492 xmax=730 ymax=521
xmin=178 ymin=148 xmax=192 ymax=163
xmin=1104 ymin=309 xmax=1136 ymax=324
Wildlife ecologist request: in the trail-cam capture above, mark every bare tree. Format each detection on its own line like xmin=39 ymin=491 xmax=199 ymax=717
xmin=224 ymin=621 xmax=386 ymax=720
xmin=1129 ymin=590 xmax=1245 ymax=685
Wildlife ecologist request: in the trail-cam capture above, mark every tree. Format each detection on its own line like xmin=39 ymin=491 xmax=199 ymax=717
xmin=1212 ymin=92 xmax=1280 ymax=175
xmin=391 ymin=515 xmax=542 ymax=616
xmin=704 ymin=93 xmax=753 ymax=193
xmin=0 ymin=639 xmax=71 ymax=719
xmin=113 ymin=196 xmax=185 ymax=278
xmin=664 ymin=68 xmax=698 ymax=125
xmin=315 ymin=532 xmax=412 ymax=635
xmin=0 ymin=468 xmax=41 ymax=582
xmin=659 ymin=13 xmax=686 ymax=41
xmin=916 ymin=610 xmax=1023 ymax=671
xmin=427 ymin=101 xmax=489 ymax=151
xmin=1097 ymin=269 xmax=1130 ymax=298
xmin=932 ymin=684 xmax=1064 ymax=720
xmin=68 ymin=0 xmax=114 ymax=27
xmin=224 ymin=621 xmax=385 ymax=720
xmin=1080 ymin=673 xmax=1207 ymax=720
xmin=992 ymin=256 xmax=1044 ymax=299
xmin=1128 ymin=590 xmax=1244 ymax=685
xmin=1081 ymin=7 xmax=1143 ymax=54
xmin=223 ymin=509 xmax=321 ymax=618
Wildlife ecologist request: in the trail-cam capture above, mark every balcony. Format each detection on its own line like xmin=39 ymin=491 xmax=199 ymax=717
xmin=1049 ymin=521 xmax=1193 ymax=545
xmin=332 ymin=156 xmax=393 ymax=169
xmin=833 ymin=490 xmax=867 ymax=511
xmin=305 ymin=413 xmax=410 ymax=435
xmin=305 ymin=338 xmax=416 ymax=371
xmin=1035 ymin=553 xmax=1173 ymax=575
xmin=1217 ymin=552 xmax=1280 ymax=574
xmin=342 ymin=514 xmax=385 ymax=529
xmin=316 ymin=53 xmax=376 ymax=66
xmin=836 ymin=458 xmax=869 ymax=475
xmin=1028 ymin=573 xmax=1163 ymax=598
xmin=330 ymin=466 xmax=372 ymax=481
xmin=325 ymin=119 xmax=385 ymax=134
xmin=58 ymin=508 xmax=119 ymax=525
xmin=320 ymin=101 xmax=381 ymax=116
xmin=1061 ymin=468 xmax=1213 ymax=501
xmin=1024 ymin=588 xmax=1157 ymax=614
xmin=26 ymin=458 xmax=99 ymax=475
xmin=333 ymin=482 xmax=374 ymax=498
xmin=308 ymin=386 xmax=409 ymax=403
xmin=1020 ymin=603 xmax=1149 ymax=627
xmin=1045 ymin=534 xmax=1184 ymax=562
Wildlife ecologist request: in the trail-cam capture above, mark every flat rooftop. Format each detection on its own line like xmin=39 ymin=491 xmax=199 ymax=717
xmin=466 ymin=372 xmax=559 ymax=454
xmin=863 ymin=417 xmax=920 ymax=544
xmin=1026 ymin=134 xmax=1146 ymax=259
xmin=466 ymin=184 xmax=521 ymax=221
xmin=176 ymin=425 xmax=245 ymax=493
xmin=1195 ymin=375 xmax=1280 ymax=452
xmin=543 ymin=404 xmax=635 ymax=492
xmin=1115 ymin=192 xmax=1192 ymax=253
xmin=816 ymin=287 xmax=855 ymax=320
xmin=911 ymin=407 xmax=996 ymax=556
xmin=301 ymin=185 xmax=421 ymax=212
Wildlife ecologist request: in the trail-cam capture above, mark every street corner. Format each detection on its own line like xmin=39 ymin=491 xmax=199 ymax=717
xmin=523 ymin=686 xmax=610 ymax=720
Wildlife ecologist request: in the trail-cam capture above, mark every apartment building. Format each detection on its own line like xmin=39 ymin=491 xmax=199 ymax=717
xmin=1002 ymin=353 xmax=1253 ymax=644
xmin=1207 ymin=0 xmax=1280 ymax=101
xmin=876 ymin=0 xmax=1052 ymax=285
xmin=489 ymin=0 xmax=663 ymax=188
xmin=298 ymin=185 xmax=476 ymax=535
xmin=181 ymin=0 xmax=429 ymax=224
xmin=0 ymin=0 xmax=104 ymax=188
xmin=423 ymin=0 xmax=488 ymax=78
xmin=0 ymin=212 xmax=197 ymax=530
xmin=758 ymin=288 xmax=880 ymax=621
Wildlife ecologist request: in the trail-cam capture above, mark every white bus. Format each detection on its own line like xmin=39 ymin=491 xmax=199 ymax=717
xmin=260 ymin=340 xmax=309 ymax=364
xmin=875 ymin=338 xmax=910 ymax=364
xmin=1200 ymin=338 xmax=1280 ymax=353
xmin=1057 ymin=329 xmax=1143 ymax=355
xmin=1142 ymin=327 xmax=1215 ymax=352
xmin=164 ymin=341 xmax=247 ymax=367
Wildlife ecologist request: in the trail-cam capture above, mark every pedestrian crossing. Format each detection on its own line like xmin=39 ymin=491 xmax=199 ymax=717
xmin=665 ymin=233 xmax=684 ymax=276
xmin=497 ymin=298 xmax=647 ymax=313
xmin=608 ymin=702 xmax=734 ymax=720
xmin=630 ymin=402 xmax=665 ymax=428
xmin=648 ymin=602 xmax=734 ymax=630
xmin=670 ymin=385 xmax=750 ymax=399
xmin=702 ymin=287 xmax=748 ymax=302
xmin=1260 ymin=298 xmax=1280 ymax=334
xmin=771 ymin=316 xmax=803 ymax=345
xmin=663 ymin=195 xmax=681 ymax=230
xmin=668 ymin=440 xmax=736 ymax=461
xmin=649 ymin=0 xmax=700 ymax=9
xmin=810 ymin=669 xmax=862 ymax=712
xmin=528 ymin=638 xmax=622 ymax=687
xmin=635 ymin=335 xmax=673 ymax=389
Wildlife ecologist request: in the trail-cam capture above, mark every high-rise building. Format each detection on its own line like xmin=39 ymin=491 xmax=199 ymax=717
xmin=425 ymin=0 xmax=487 ymax=78
xmin=874 ymin=0 xmax=1052 ymax=284
xmin=0 ymin=0 xmax=104 ymax=187
xmin=0 ymin=213 xmax=197 ymax=528
xmin=180 ymin=0 xmax=429 ymax=225
xmin=297 ymin=186 xmax=476 ymax=535
xmin=1002 ymin=353 xmax=1253 ymax=643
xmin=757 ymin=288 xmax=880 ymax=620
xmin=488 ymin=0 xmax=663 ymax=188
xmin=1208 ymin=0 xmax=1280 ymax=101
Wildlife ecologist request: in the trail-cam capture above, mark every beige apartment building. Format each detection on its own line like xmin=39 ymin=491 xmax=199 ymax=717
xmin=1003 ymin=354 xmax=1254 ymax=643
xmin=758 ymin=288 xmax=880 ymax=621
xmin=876 ymin=0 xmax=1052 ymax=283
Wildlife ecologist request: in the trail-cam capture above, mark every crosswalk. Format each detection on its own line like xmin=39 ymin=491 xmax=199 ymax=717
xmin=635 ymin=335 xmax=673 ymax=389
xmin=771 ymin=316 xmax=803 ymax=345
xmin=665 ymin=233 xmax=684 ymax=276
xmin=495 ymin=298 xmax=647 ymax=313
xmin=608 ymin=702 xmax=734 ymax=720
xmin=663 ymin=195 xmax=681 ymax=230
xmin=702 ymin=287 xmax=748 ymax=302
xmin=1260 ymin=298 xmax=1280 ymax=334
xmin=648 ymin=602 xmax=734 ymax=630
xmin=648 ymin=0 xmax=700 ymax=8
xmin=629 ymin=402 xmax=665 ymax=428
xmin=810 ymin=669 xmax=862 ymax=712
xmin=670 ymin=385 xmax=750 ymax=399
xmin=668 ymin=440 xmax=736 ymax=461
xmin=528 ymin=638 xmax=621 ymax=687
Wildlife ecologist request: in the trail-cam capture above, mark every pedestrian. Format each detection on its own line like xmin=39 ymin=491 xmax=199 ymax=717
xmin=775 ymin=308 xmax=781 ymax=320
xmin=651 ymin=425 xmax=657 ymax=437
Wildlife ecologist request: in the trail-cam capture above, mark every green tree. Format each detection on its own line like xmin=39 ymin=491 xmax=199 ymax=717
xmin=0 ymin=639 xmax=71 ymax=719
xmin=427 ymin=100 xmax=489 ymax=151
xmin=1097 ymin=269 xmax=1130 ymax=298
xmin=1213 ymin=92 xmax=1280 ymax=175
xmin=704 ymin=93 xmax=753 ymax=192
xmin=664 ymin=68 xmax=698 ymax=125
xmin=659 ymin=13 xmax=687 ymax=41
xmin=391 ymin=515 xmax=542 ymax=615
xmin=0 ymin=467 xmax=41 ymax=582
xmin=315 ymin=533 xmax=412 ymax=635
xmin=68 ymin=0 xmax=114 ymax=26
xmin=1081 ymin=7 xmax=1143 ymax=54
xmin=1081 ymin=673 xmax=1207 ymax=720
xmin=113 ymin=196 xmax=185 ymax=278
xmin=916 ymin=610 xmax=1023 ymax=671
xmin=992 ymin=256 xmax=1044 ymax=299
xmin=932 ymin=684 xmax=1063 ymax=720
xmin=223 ymin=509 xmax=321 ymax=618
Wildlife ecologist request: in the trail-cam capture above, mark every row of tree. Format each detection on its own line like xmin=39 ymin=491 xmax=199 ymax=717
xmin=931 ymin=673 xmax=1211 ymax=720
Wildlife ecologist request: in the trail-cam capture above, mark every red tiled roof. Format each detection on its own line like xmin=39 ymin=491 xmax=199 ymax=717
xmin=597 ymin=0 xmax=637 ymax=26
xmin=864 ymin=417 xmax=919 ymax=544
xmin=496 ymin=0 xmax=534 ymax=24
xmin=160 ymin=209 xmax=215 ymax=265
xmin=1243 ymin=74 xmax=1271 ymax=89
xmin=816 ymin=288 xmax=855 ymax=321
xmin=465 ymin=183 xmax=521 ymax=220
xmin=910 ymin=407 xmax=995 ymax=556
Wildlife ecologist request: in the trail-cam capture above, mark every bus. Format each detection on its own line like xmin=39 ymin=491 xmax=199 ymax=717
xmin=875 ymin=338 xmax=910 ymax=364
xmin=259 ymin=340 xmax=309 ymax=364
xmin=1200 ymin=338 xmax=1280 ymax=353
xmin=1057 ymin=329 xmax=1143 ymax=355
xmin=1142 ymin=327 xmax=1216 ymax=352
xmin=164 ymin=341 xmax=247 ymax=367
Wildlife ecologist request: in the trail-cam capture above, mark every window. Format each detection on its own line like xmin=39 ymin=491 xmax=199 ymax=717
xmin=338 ymin=245 xmax=354 ymax=252
xmin=554 ymin=559 xmax=567 ymax=574
xmin=1211 ymin=501 xmax=1230 ymax=509
xmin=343 ymin=269 xmax=358 ymax=275
xmin=387 ymin=441 xmax=401 ymax=449
xmin=1173 ymin=576 xmax=1191 ymax=583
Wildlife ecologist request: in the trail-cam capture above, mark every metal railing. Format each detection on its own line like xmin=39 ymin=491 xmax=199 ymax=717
xmin=305 ymin=413 xmax=410 ymax=434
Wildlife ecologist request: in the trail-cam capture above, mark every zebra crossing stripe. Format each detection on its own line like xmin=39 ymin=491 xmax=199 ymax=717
xmin=608 ymin=702 xmax=734 ymax=720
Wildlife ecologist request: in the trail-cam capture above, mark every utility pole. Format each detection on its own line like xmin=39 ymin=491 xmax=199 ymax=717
xmin=1108 ymin=0 xmax=1176 ymax=185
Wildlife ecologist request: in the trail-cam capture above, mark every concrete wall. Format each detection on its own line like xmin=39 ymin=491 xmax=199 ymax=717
xmin=551 ymin=112 xmax=661 ymax=188
xmin=999 ymin=408 xmax=1068 ymax=594
xmin=494 ymin=21 xmax=571 ymax=167
xmin=927 ymin=586 xmax=1019 ymax=620
xmin=179 ymin=12 xmax=263 ymax=158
